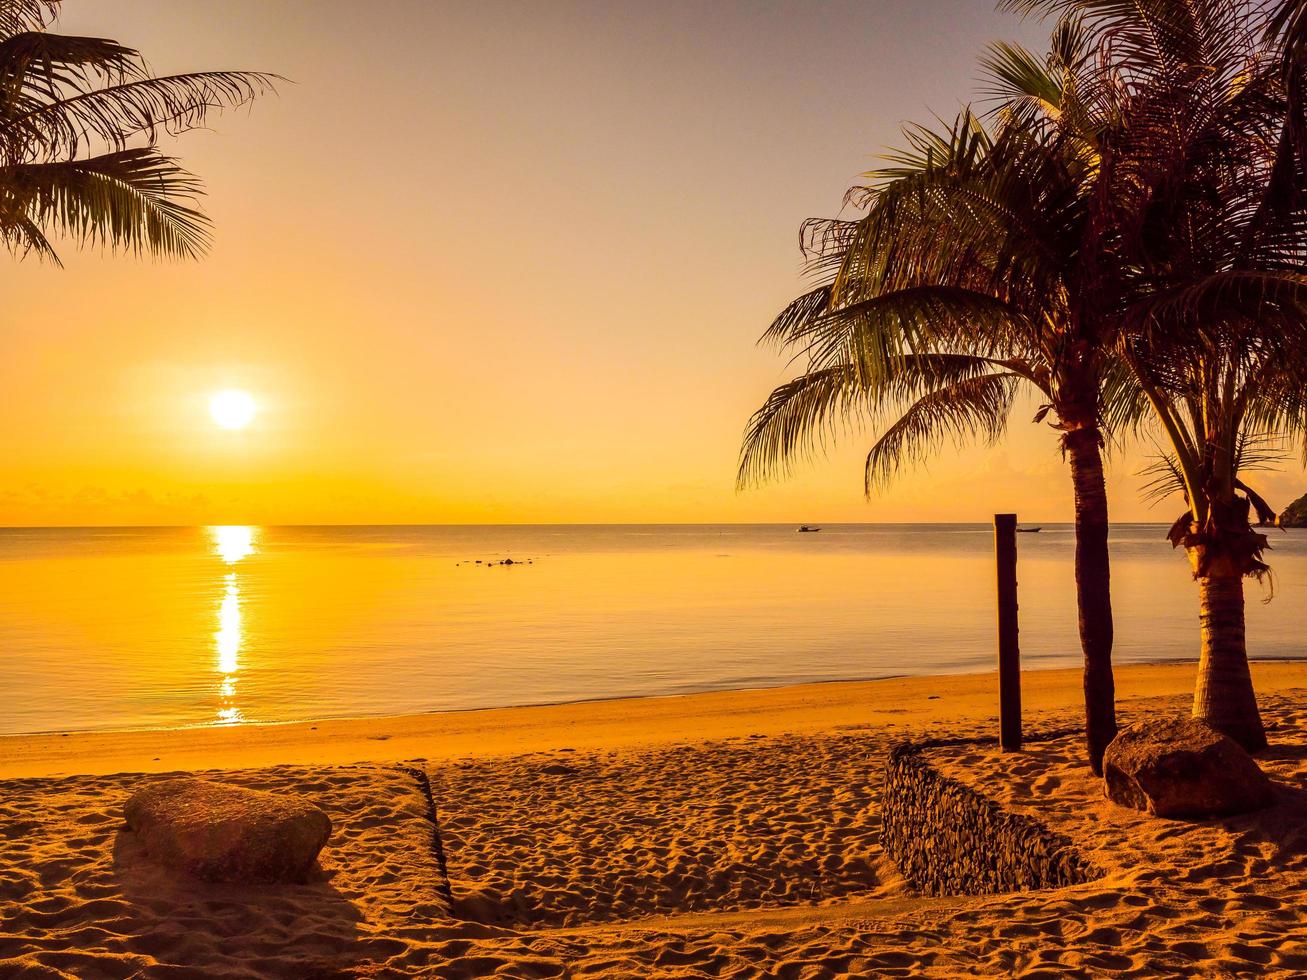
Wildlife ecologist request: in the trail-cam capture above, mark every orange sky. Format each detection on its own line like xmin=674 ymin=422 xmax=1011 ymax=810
xmin=2 ymin=0 xmax=1303 ymax=526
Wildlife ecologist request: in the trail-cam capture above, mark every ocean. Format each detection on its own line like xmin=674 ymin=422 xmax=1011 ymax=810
xmin=0 ymin=523 xmax=1302 ymax=735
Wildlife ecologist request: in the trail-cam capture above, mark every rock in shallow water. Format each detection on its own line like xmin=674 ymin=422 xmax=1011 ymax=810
xmin=123 ymin=777 xmax=332 ymax=883
xmin=1103 ymin=717 xmax=1274 ymax=819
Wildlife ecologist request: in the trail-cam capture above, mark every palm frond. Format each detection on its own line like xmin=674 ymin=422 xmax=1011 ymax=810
xmin=863 ymin=372 xmax=1019 ymax=494
xmin=778 ymin=286 xmax=1028 ymax=384
xmin=759 ymin=285 xmax=831 ymax=350
xmin=738 ymin=354 xmax=1014 ymax=489
xmin=737 ymin=365 xmax=866 ymax=489
xmin=5 ymin=69 xmax=280 ymax=161
xmin=1138 ymin=449 xmax=1188 ymax=506
xmin=3 ymin=208 xmax=56 ymax=260
xmin=980 ymin=40 xmax=1064 ymax=118
xmin=1097 ymin=355 xmax=1150 ymax=436
xmin=0 ymin=147 xmax=210 ymax=260
xmin=0 ymin=3 xmax=275 ymax=262
xmin=0 ymin=32 xmax=146 ymax=118
xmin=0 ymin=1 xmax=57 ymax=39
xmin=1234 ymin=431 xmax=1290 ymax=473
xmin=1124 ymin=272 xmax=1307 ymax=356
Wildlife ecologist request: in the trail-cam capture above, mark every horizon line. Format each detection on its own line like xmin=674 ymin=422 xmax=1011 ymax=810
xmin=0 ymin=520 xmax=1181 ymax=531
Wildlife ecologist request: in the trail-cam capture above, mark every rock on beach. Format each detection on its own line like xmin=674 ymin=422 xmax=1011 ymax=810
xmin=123 ymin=777 xmax=332 ymax=884
xmin=1103 ymin=717 xmax=1273 ymax=819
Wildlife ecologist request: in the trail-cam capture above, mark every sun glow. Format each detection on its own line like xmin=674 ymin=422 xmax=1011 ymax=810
xmin=209 ymin=388 xmax=257 ymax=430
xmin=210 ymin=525 xmax=256 ymax=564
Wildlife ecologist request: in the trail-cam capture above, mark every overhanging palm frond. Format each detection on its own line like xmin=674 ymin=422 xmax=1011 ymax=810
xmin=759 ymin=285 xmax=832 ymax=350
xmin=737 ymin=365 xmax=865 ymax=489
xmin=738 ymin=354 xmax=1012 ymax=489
xmin=5 ymin=69 xmax=280 ymax=160
xmin=770 ymin=285 xmax=1028 ymax=388
xmin=0 ymin=1 xmax=57 ymax=40
xmin=0 ymin=3 xmax=276 ymax=263
xmin=4 ymin=209 xmax=55 ymax=259
xmin=863 ymin=371 xmax=1019 ymax=494
xmin=0 ymin=31 xmax=143 ymax=102
xmin=0 ymin=147 xmax=210 ymax=262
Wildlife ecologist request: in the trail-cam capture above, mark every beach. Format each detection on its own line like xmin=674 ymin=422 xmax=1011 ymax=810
xmin=3 ymin=661 xmax=1305 ymax=978
xmin=7 ymin=0 xmax=1307 ymax=976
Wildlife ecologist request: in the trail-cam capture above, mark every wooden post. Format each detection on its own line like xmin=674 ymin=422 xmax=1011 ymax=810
xmin=994 ymin=514 xmax=1022 ymax=751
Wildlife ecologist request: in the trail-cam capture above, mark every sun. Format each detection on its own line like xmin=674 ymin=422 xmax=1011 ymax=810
xmin=210 ymin=389 xmax=257 ymax=430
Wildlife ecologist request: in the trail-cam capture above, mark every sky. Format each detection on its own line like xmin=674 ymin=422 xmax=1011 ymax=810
xmin=2 ymin=0 xmax=1304 ymax=526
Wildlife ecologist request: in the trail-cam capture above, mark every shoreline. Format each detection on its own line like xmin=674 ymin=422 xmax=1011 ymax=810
xmin=10 ymin=653 xmax=1307 ymax=741
xmin=4 ymin=660 xmax=1304 ymax=779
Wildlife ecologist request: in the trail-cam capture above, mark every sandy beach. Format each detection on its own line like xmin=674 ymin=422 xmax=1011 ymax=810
xmin=2 ymin=661 xmax=1304 ymax=978
xmin=7 ymin=0 xmax=1307 ymax=976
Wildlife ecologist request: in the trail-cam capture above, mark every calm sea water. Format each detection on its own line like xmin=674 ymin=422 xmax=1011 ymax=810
xmin=0 ymin=523 xmax=1303 ymax=736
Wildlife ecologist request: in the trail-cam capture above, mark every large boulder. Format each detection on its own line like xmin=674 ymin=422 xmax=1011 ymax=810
xmin=1103 ymin=717 xmax=1274 ymax=819
xmin=123 ymin=777 xmax=332 ymax=883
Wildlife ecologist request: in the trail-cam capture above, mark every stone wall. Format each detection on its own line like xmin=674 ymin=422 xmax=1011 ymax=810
xmin=881 ymin=742 xmax=1098 ymax=896
xmin=400 ymin=764 xmax=454 ymax=905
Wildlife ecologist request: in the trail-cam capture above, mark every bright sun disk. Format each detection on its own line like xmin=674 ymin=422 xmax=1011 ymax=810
xmin=210 ymin=389 xmax=257 ymax=430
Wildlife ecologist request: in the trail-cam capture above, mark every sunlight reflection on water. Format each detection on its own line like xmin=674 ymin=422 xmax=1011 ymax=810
xmin=209 ymin=526 xmax=255 ymax=724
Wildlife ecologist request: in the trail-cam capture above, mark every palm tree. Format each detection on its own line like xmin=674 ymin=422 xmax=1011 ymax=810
xmin=1090 ymin=2 xmax=1307 ymax=750
xmin=739 ymin=92 xmax=1133 ymax=773
xmin=741 ymin=0 xmax=1307 ymax=764
xmin=1122 ymin=340 xmax=1307 ymax=752
xmin=1139 ymin=428 xmax=1290 ymax=752
xmin=986 ymin=0 xmax=1307 ymax=749
xmin=0 ymin=0 xmax=276 ymax=264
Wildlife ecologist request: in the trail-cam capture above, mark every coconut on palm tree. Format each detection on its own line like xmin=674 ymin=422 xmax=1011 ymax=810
xmin=0 ymin=0 xmax=277 ymax=263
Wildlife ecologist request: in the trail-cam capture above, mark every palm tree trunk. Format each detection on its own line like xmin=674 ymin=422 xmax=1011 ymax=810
xmin=1065 ymin=428 xmax=1117 ymax=774
xmin=1193 ymin=568 xmax=1266 ymax=751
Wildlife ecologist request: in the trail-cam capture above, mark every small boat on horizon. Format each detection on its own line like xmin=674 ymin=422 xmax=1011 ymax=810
xmin=797 ymin=525 xmax=822 ymax=533
xmin=1017 ymin=527 xmax=1042 ymax=533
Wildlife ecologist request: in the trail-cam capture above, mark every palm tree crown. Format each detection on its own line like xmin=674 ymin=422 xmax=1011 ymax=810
xmin=739 ymin=93 xmax=1130 ymax=772
xmin=0 ymin=0 xmax=277 ymax=265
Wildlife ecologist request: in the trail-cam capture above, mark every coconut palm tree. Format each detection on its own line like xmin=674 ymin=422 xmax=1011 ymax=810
xmin=741 ymin=0 xmax=1307 ymax=763
xmin=1120 ymin=340 xmax=1307 ymax=752
xmin=0 ymin=0 xmax=276 ymax=264
xmin=1077 ymin=0 xmax=1307 ymax=750
xmin=739 ymin=92 xmax=1135 ymax=773
xmin=983 ymin=0 xmax=1307 ymax=748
